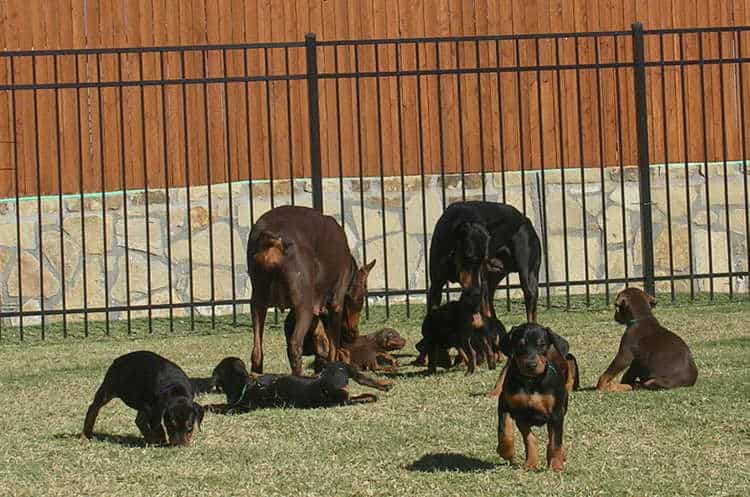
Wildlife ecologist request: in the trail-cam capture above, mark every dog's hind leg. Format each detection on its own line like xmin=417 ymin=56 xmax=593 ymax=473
xmin=250 ymin=299 xmax=268 ymax=373
xmin=287 ymin=308 xmax=314 ymax=376
xmin=512 ymin=229 xmax=540 ymax=323
xmin=81 ymin=386 xmax=112 ymax=439
xmin=340 ymin=362 xmax=393 ymax=391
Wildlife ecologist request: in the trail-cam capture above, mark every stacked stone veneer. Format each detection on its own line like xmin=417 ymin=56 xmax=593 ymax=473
xmin=0 ymin=163 xmax=748 ymax=326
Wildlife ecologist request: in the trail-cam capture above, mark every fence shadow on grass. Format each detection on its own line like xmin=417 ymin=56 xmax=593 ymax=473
xmin=405 ymin=453 xmax=497 ymax=473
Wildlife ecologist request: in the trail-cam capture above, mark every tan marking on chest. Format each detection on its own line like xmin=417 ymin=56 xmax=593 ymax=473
xmin=254 ymin=243 xmax=285 ymax=270
xmin=506 ymin=393 xmax=556 ymax=415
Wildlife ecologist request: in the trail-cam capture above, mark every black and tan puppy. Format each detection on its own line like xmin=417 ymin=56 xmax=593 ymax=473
xmin=496 ymin=323 xmax=575 ymax=471
xmin=209 ymin=357 xmax=393 ymax=411
xmin=82 ymin=351 xmax=204 ymax=446
xmin=417 ymin=292 xmax=496 ymax=375
xmin=414 ymin=289 xmax=505 ymax=374
xmin=597 ymin=287 xmax=698 ymax=392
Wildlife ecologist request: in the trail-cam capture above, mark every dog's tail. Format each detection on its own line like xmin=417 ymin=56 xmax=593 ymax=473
xmin=565 ymin=353 xmax=580 ymax=391
xmin=249 ymin=231 xmax=289 ymax=272
xmin=320 ymin=359 xmax=393 ymax=392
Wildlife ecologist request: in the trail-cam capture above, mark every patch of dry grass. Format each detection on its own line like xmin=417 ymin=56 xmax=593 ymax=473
xmin=0 ymin=297 xmax=748 ymax=497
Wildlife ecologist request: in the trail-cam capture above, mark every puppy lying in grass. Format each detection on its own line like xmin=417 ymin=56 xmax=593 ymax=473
xmin=207 ymin=357 xmax=393 ymax=412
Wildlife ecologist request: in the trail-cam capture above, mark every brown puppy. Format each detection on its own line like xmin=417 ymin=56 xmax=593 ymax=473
xmin=596 ymin=287 xmax=698 ymax=392
xmin=341 ymin=328 xmax=407 ymax=371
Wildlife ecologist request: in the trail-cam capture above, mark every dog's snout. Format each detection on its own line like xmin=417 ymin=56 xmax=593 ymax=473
xmin=524 ymin=358 xmax=538 ymax=369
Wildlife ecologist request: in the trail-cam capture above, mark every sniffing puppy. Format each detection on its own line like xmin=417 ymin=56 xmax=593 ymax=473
xmin=82 ymin=351 xmax=204 ymax=446
xmin=597 ymin=287 xmax=698 ymax=391
xmin=496 ymin=324 xmax=574 ymax=471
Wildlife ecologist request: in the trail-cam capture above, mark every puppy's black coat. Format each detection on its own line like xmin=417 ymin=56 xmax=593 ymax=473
xmin=417 ymin=295 xmax=503 ymax=374
xmin=428 ymin=201 xmax=541 ymax=323
xmin=496 ymin=324 xmax=575 ymax=471
xmin=210 ymin=357 xmax=393 ymax=410
xmin=82 ymin=351 xmax=204 ymax=446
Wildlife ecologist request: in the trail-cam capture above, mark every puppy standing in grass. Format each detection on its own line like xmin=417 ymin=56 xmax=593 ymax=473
xmin=496 ymin=323 xmax=576 ymax=471
xmin=81 ymin=351 xmax=205 ymax=446
xmin=597 ymin=287 xmax=698 ymax=391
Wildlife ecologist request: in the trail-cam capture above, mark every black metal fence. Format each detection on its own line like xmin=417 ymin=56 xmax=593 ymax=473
xmin=1 ymin=23 xmax=749 ymax=340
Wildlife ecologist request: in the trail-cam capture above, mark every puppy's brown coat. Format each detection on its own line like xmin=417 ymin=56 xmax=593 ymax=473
xmin=597 ymin=288 xmax=698 ymax=391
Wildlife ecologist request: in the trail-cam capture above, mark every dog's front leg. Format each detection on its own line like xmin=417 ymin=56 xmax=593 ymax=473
xmin=496 ymin=408 xmax=515 ymax=462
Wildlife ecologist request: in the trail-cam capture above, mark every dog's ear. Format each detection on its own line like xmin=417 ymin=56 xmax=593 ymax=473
xmin=546 ymin=328 xmax=570 ymax=358
xmin=362 ymin=259 xmax=376 ymax=274
xmin=193 ymin=403 xmax=205 ymax=431
xmin=500 ymin=325 xmax=518 ymax=357
xmin=648 ymin=293 xmax=657 ymax=308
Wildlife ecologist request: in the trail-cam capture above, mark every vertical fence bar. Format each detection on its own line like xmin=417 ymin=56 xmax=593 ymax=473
xmin=416 ymin=42 xmax=430 ymax=307
xmin=10 ymin=56 xmax=24 ymax=338
xmin=495 ymin=39 xmax=510 ymax=308
xmin=737 ymin=32 xmax=750 ymax=297
xmin=717 ymin=33 xmax=732 ymax=298
xmin=305 ymin=33 xmax=323 ymax=212
xmin=74 ymin=54 xmax=89 ymax=335
xmin=96 ymin=54 xmax=111 ymax=335
xmin=456 ymin=40 xmax=466 ymax=201
xmin=678 ymin=34 xmax=695 ymax=299
xmin=374 ymin=44 xmax=390 ymax=317
xmin=159 ymin=51 xmax=174 ymax=333
xmin=395 ymin=42 xmax=410 ymax=316
xmin=117 ymin=52 xmax=132 ymax=334
xmin=534 ymin=39 xmax=551 ymax=310
xmin=180 ymin=50 xmax=196 ymax=330
xmin=697 ymin=33 xmax=714 ymax=300
xmin=476 ymin=40 xmax=487 ymax=201
xmin=554 ymin=39 xmax=571 ymax=309
xmin=615 ymin=35 xmax=631 ymax=290
xmin=658 ymin=34 xmax=676 ymax=302
xmin=53 ymin=55 xmax=68 ymax=337
xmin=138 ymin=52 xmax=153 ymax=334
xmin=201 ymin=49 xmax=217 ymax=329
xmin=223 ymin=48 xmax=238 ymax=325
xmin=284 ymin=47 xmax=295 ymax=206
xmin=353 ymin=45 xmax=369 ymax=318
xmin=31 ymin=55 xmax=46 ymax=338
xmin=632 ymin=23 xmax=655 ymax=297
xmin=334 ymin=46 xmax=346 ymax=224
xmin=574 ymin=39 xmax=591 ymax=305
xmin=594 ymin=36 xmax=610 ymax=304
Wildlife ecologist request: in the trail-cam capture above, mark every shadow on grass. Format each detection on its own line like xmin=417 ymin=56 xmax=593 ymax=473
xmin=55 ymin=432 xmax=151 ymax=448
xmin=405 ymin=452 xmax=496 ymax=473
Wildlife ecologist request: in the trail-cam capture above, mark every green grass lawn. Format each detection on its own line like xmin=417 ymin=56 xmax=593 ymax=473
xmin=0 ymin=298 xmax=749 ymax=497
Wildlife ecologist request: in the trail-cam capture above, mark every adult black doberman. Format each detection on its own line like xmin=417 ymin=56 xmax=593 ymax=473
xmin=247 ymin=205 xmax=375 ymax=376
xmin=427 ymin=201 xmax=541 ymax=323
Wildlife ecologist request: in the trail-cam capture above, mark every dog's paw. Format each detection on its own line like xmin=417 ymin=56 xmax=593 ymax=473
xmin=496 ymin=441 xmax=514 ymax=461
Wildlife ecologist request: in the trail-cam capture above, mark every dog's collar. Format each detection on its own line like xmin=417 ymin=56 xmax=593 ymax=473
xmin=625 ymin=318 xmax=640 ymax=327
xmin=228 ymin=382 xmax=250 ymax=409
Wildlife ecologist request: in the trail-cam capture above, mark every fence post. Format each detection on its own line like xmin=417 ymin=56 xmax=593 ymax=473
xmin=305 ymin=33 xmax=323 ymax=212
xmin=632 ymin=22 xmax=656 ymax=296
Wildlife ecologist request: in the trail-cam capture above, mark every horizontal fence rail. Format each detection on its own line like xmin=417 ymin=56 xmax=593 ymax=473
xmin=0 ymin=24 xmax=749 ymax=341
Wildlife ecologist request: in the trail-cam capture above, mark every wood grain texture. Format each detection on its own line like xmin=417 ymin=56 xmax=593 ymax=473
xmin=0 ymin=0 xmax=747 ymax=196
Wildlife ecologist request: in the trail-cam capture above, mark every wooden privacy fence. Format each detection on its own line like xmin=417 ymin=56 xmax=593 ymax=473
xmin=1 ymin=26 xmax=750 ymax=198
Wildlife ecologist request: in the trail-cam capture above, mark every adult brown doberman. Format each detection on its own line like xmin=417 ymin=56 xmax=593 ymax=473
xmin=247 ymin=205 xmax=375 ymax=376
xmin=596 ymin=287 xmax=698 ymax=391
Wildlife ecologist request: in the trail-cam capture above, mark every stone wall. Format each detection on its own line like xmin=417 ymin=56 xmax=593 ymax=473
xmin=0 ymin=162 xmax=748 ymax=326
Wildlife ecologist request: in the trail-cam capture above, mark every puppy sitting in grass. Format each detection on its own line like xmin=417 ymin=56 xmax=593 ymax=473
xmin=597 ymin=287 xmax=698 ymax=391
